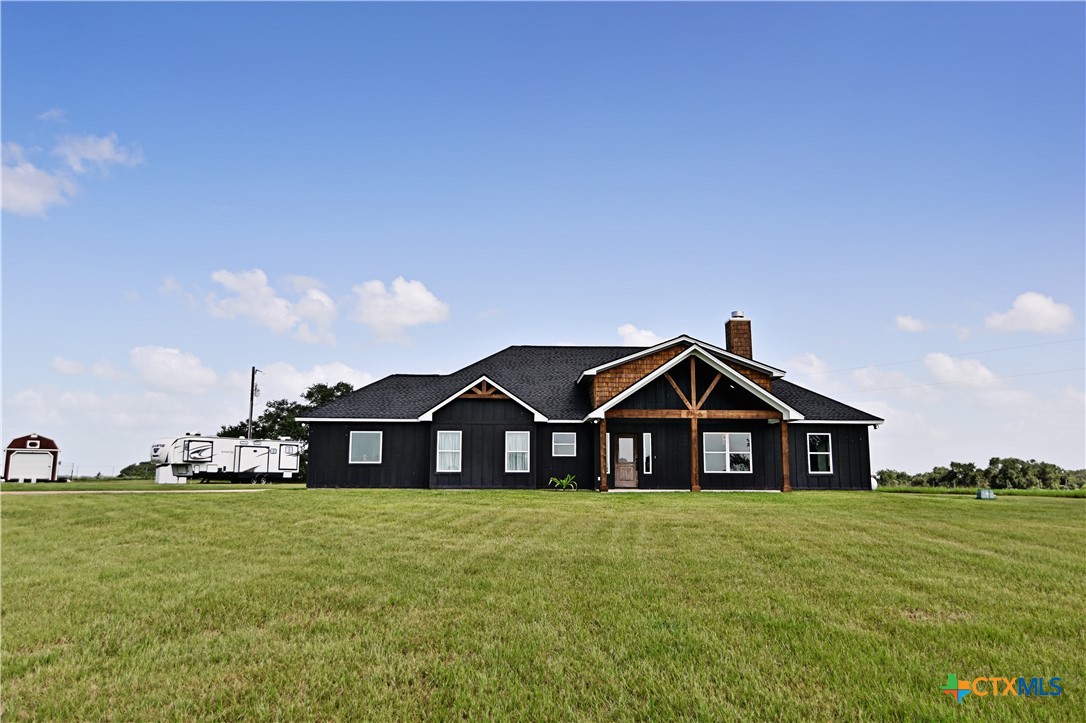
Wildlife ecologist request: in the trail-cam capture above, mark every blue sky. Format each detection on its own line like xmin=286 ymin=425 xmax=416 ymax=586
xmin=3 ymin=2 xmax=1083 ymax=475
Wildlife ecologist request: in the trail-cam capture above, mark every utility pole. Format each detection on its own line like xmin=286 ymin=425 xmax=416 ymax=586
xmin=247 ymin=366 xmax=262 ymax=439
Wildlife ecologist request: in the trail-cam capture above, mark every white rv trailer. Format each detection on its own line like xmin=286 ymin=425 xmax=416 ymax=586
xmin=150 ymin=435 xmax=304 ymax=484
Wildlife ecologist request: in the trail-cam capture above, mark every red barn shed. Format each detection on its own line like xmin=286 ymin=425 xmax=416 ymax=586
xmin=4 ymin=434 xmax=60 ymax=482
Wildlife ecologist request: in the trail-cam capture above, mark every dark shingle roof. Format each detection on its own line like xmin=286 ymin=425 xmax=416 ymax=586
xmin=770 ymin=379 xmax=883 ymax=423
xmin=304 ymin=343 xmax=883 ymax=424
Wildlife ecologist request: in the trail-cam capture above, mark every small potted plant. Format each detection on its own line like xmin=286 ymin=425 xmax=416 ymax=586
xmin=548 ymin=473 xmax=577 ymax=491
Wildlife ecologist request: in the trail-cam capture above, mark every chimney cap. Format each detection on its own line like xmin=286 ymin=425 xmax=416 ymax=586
xmin=730 ymin=310 xmax=746 ymax=319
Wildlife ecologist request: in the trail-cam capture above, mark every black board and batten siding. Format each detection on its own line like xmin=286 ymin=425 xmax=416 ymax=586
xmin=307 ymin=421 xmax=429 ymax=488
xmin=538 ymin=424 xmax=595 ymax=491
xmin=604 ymin=421 xmax=687 ymax=490
xmin=431 ymin=399 xmax=536 ymax=489
xmin=788 ymin=425 xmax=872 ymax=490
xmin=699 ymin=420 xmax=782 ymax=491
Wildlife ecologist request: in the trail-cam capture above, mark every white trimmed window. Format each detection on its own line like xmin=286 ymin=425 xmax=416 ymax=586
xmin=27 ymin=440 xmax=40 ymax=449
xmin=436 ymin=431 xmax=462 ymax=473
xmin=703 ymin=432 xmax=753 ymax=473
xmin=808 ymin=433 xmax=833 ymax=474
xmin=552 ymin=432 xmax=576 ymax=457
xmin=349 ymin=431 xmax=382 ymax=464
xmin=642 ymin=432 xmax=652 ymax=474
xmin=506 ymin=431 xmax=530 ymax=473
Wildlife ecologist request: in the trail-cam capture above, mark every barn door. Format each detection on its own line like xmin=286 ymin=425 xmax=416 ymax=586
xmin=9 ymin=451 xmax=54 ymax=482
xmin=615 ymin=436 xmax=638 ymax=488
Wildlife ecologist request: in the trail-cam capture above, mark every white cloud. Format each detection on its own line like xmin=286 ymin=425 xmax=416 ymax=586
xmin=895 ymin=315 xmax=927 ymax=332
xmin=284 ymin=275 xmax=325 ymax=293
xmin=91 ymin=361 xmax=123 ymax=380
xmin=1 ymin=142 xmax=78 ymax=216
xmin=293 ymin=288 xmax=337 ymax=344
xmin=208 ymin=269 xmax=298 ymax=333
xmin=851 ymin=366 xmax=938 ymax=404
xmin=52 ymin=356 xmax=84 ymax=375
xmin=1061 ymin=386 xmax=1086 ymax=407
xmin=37 ymin=108 xmax=66 ymax=122
xmin=617 ymin=323 xmax=664 ymax=346
xmin=53 ymin=132 xmax=143 ymax=174
xmin=351 ymin=277 xmax=449 ymax=341
xmin=130 ymin=346 xmax=218 ymax=394
xmin=923 ymin=353 xmax=999 ymax=388
xmin=785 ymin=352 xmax=839 ymax=391
xmin=250 ymin=362 xmax=374 ymax=402
xmin=4 ymin=355 xmax=374 ymax=475
xmin=985 ymin=292 xmax=1075 ymax=334
xmin=4 ymin=384 xmax=241 ymax=472
xmin=159 ymin=277 xmax=182 ymax=295
xmin=159 ymin=276 xmax=198 ymax=308
xmin=205 ymin=269 xmax=337 ymax=344
xmin=4 ymin=130 xmax=142 ymax=217
xmin=975 ymin=388 xmax=1035 ymax=410
xmin=9 ymin=388 xmax=66 ymax=427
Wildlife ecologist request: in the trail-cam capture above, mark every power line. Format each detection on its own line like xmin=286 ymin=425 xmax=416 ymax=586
xmin=852 ymin=366 xmax=1085 ymax=393
xmin=821 ymin=337 xmax=1085 ymax=374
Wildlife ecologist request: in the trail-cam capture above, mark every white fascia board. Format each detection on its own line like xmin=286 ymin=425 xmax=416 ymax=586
xmin=418 ymin=375 xmax=548 ymax=422
xmin=790 ymin=419 xmax=884 ymax=425
xmin=295 ymin=418 xmax=418 ymax=423
xmin=576 ymin=335 xmax=784 ymax=384
xmin=546 ymin=419 xmax=585 ymax=424
xmin=684 ymin=338 xmax=786 ymax=377
xmin=586 ymin=345 xmax=804 ymax=421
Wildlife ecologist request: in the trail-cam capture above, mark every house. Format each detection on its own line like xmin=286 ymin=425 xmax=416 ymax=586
xmin=300 ymin=313 xmax=883 ymax=491
xmin=4 ymin=433 xmax=60 ymax=483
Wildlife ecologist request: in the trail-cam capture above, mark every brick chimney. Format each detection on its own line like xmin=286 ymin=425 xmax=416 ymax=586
xmin=725 ymin=311 xmax=752 ymax=358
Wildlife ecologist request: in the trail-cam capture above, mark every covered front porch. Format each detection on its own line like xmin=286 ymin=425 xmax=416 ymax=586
xmin=590 ymin=354 xmax=797 ymax=493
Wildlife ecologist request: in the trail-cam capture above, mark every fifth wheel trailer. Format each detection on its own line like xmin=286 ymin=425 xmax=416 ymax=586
xmin=151 ymin=435 xmax=303 ymax=484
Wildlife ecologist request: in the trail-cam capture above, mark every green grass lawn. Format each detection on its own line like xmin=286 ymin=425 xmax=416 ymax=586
xmin=2 ymin=491 xmax=1082 ymax=720
xmin=0 ymin=479 xmax=306 ymax=492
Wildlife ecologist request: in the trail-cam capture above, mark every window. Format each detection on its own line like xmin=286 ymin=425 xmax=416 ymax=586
xmin=506 ymin=431 xmax=530 ymax=473
xmin=27 ymin=440 xmax=40 ymax=449
xmin=552 ymin=432 xmax=576 ymax=457
xmin=349 ymin=431 xmax=382 ymax=464
xmin=606 ymin=433 xmax=611 ymax=473
xmin=704 ymin=432 xmax=752 ymax=473
xmin=436 ymin=431 xmax=462 ymax=473
xmin=643 ymin=433 xmax=652 ymax=475
xmin=808 ymin=433 xmax=833 ymax=474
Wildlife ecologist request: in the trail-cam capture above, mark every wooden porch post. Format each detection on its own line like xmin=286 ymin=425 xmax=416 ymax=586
xmin=690 ymin=417 xmax=700 ymax=492
xmin=599 ymin=419 xmax=608 ymax=492
xmin=780 ymin=420 xmax=792 ymax=492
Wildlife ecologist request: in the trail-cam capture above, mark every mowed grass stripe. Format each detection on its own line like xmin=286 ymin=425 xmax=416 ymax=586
xmin=2 ymin=491 xmax=1082 ymax=721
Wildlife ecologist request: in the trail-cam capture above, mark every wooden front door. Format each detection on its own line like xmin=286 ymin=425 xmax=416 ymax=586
xmin=615 ymin=435 xmax=638 ymax=488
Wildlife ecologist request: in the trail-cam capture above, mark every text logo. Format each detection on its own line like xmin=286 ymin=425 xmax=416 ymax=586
xmin=941 ymin=675 xmax=1062 ymax=702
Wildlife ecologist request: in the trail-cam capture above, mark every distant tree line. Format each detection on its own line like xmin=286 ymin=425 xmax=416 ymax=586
xmin=119 ymin=460 xmax=157 ymax=478
xmin=875 ymin=458 xmax=1086 ymax=490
